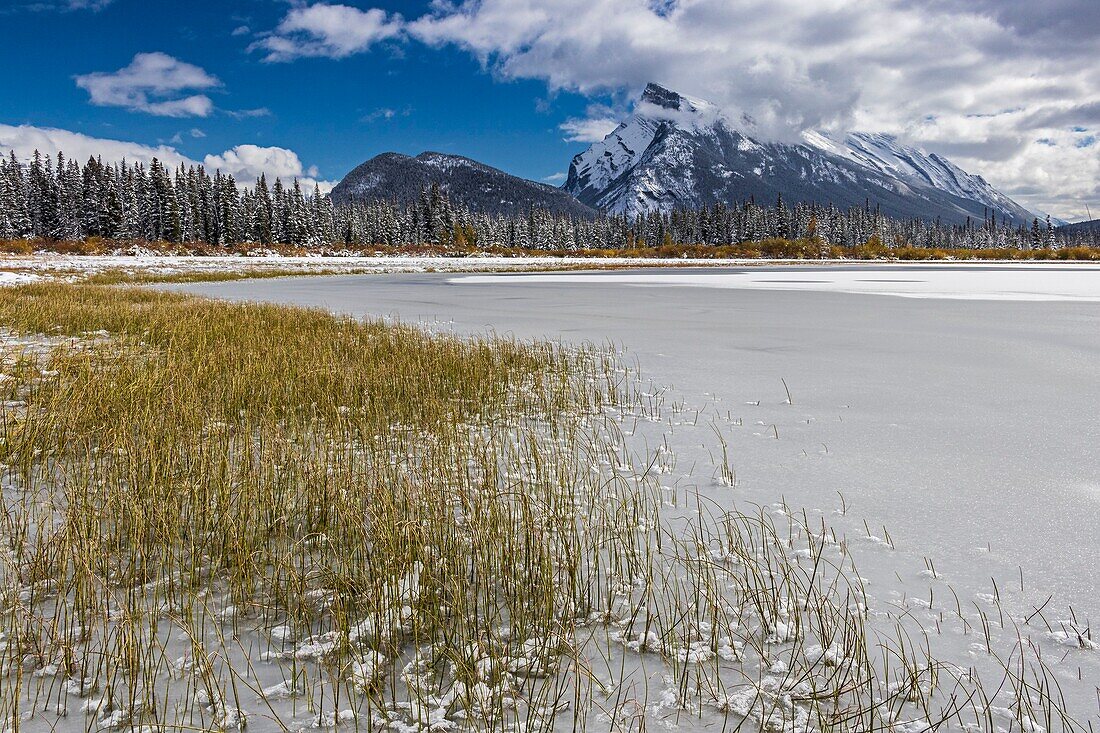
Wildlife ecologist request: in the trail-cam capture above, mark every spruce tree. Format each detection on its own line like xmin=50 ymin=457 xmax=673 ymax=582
xmin=255 ymin=174 xmax=273 ymax=245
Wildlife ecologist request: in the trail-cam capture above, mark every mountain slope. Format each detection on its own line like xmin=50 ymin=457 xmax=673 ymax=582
xmin=802 ymin=131 xmax=1032 ymax=222
xmin=332 ymin=152 xmax=599 ymax=219
xmin=1058 ymin=218 xmax=1100 ymax=235
xmin=565 ymin=83 xmax=1034 ymax=225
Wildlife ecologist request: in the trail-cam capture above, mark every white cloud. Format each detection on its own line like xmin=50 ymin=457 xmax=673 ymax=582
xmin=361 ymin=106 xmax=412 ymax=123
xmin=225 ymin=107 xmax=271 ymax=120
xmin=0 ymin=124 xmax=335 ymax=194
xmin=391 ymin=0 xmax=1099 ymax=220
xmin=75 ymin=52 xmax=219 ymax=117
xmin=8 ymin=0 xmax=115 ymax=10
xmin=0 ymin=123 xmax=194 ymax=169
xmin=559 ymin=116 xmax=620 ymax=142
xmin=168 ymin=128 xmax=207 ymax=145
xmin=203 ymin=144 xmax=335 ymax=192
xmin=252 ymin=4 xmax=403 ymax=62
xmin=363 ymin=108 xmax=397 ymax=122
xmin=946 ymin=126 xmax=1100 ymax=222
xmin=542 ymin=172 xmax=567 ymax=183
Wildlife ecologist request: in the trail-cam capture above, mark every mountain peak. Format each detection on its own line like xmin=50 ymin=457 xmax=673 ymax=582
xmin=640 ymin=83 xmax=683 ymax=110
xmin=332 ymin=151 xmax=599 ymax=218
xmin=565 ymin=84 xmax=1035 ymax=223
xmin=637 ymin=83 xmax=720 ymax=123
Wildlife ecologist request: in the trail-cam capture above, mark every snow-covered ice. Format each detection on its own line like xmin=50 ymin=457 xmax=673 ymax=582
xmin=109 ymin=261 xmax=1100 ymax=728
xmin=454 ymin=262 xmax=1100 ymax=301
xmin=173 ymin=263 xmax=1100 ymax=618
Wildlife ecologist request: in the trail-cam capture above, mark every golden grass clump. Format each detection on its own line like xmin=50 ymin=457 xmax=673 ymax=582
xmin=0 ymin=283 xmax=648 ymax=731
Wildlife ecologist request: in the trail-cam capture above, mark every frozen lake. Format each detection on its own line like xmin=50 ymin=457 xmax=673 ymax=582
xmin=174 ymin=262 xmax=1100 ymax=717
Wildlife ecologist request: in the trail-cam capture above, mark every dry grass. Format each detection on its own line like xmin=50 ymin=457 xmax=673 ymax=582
xmin=81 ymin=268 xmax=378 ymax=285
xmin=0 ymin=284 xmax=639 ymax=731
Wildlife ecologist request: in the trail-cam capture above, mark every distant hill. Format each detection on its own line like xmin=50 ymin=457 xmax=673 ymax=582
xmin=1058 ymin=218 xmax=1100 ymax=235
xmin=564 ymin=82 xmax=1036 ymax=225
xmin=331 ymin=152 xmax=599 ymax=219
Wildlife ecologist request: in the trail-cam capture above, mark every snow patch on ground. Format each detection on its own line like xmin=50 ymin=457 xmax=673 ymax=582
xmin=0 ymin=271 xmax=41 ymax=285
xmin=452 ymin=263 xmax=1100 ymax=302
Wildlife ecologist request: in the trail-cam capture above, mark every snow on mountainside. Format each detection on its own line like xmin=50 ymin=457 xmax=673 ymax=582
xmin=802 ymin=131 xmax=1031 ymax=222
xmin=565 ymin=83 xmax=1035 ymax=225
xmin=564 ymin=85 xmax=728 ymax=206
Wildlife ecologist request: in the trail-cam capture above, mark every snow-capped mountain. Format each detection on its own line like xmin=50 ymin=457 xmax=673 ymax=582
xmin=333 ymin=152 xmax=599 ymax=219
xmin=565 ymin=83 xmax=1035 ymax=224
xmin=801 ymin=131 xmax=1031 ymax=222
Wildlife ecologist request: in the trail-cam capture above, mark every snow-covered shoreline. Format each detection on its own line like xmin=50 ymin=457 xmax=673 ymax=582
xmin=2 ymin=253 xmax=1099 ymax=285
xmin=0 ymin=253 xmax=762 ymax=282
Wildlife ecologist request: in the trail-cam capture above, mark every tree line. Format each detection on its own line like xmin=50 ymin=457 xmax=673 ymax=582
xmin=0 ymin=151 xmax=335 ymax=246
xmin=0 ymin=150 xmax=1091 ymax=251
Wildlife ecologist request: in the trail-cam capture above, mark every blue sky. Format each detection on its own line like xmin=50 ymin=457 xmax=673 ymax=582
xmin=0 ymin=0 xmax=1097 ymax=219
xmin=0 ymin=0 xmax=597 ymax=187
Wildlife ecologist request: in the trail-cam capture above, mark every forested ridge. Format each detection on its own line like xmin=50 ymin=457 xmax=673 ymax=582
xmin=0 ymin=150 xmax=1092 ymax=253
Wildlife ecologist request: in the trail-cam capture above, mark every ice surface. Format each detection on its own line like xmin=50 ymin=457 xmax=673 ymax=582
xmin=168 ymin=263 xmax=1100 ymax=725
xmin=174 ymin=264 xmax=1100 ymax=608
xmin=455 ymin=262 xmax=1100 ymax=301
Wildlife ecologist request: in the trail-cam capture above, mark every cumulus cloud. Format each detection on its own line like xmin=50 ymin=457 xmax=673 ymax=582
xmin=559 ymin=116 xmax=620 ymax=143
xmin=203 ymin=144 xmax=335 ymax=191
xmin=0 ymin=124 xmax=334 ymax=193
xmin=75 ymin=52 xmax=219 ymax=117
xmin=924 ymin=117 xmax=1095 ymax=217
xmin=252 ymin=4 xmax=403 ymax=62
xmin=0 ymin=123 xmax=194 ymax=169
